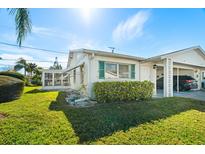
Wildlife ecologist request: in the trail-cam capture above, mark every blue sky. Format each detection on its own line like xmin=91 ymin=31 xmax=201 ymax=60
xmin=0 ymin=8 xmax=205 ymax=70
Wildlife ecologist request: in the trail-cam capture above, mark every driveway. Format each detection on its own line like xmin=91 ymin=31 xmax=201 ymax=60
xmin=154 ymin=90 xmax=205 ymax=101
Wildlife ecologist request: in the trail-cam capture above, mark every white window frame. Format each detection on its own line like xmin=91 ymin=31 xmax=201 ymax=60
xmin=104 ymin=62 xmax=131 ymax=79
xmin=105 ymin=62 xmax=118 ymax=79
xmin=119 ymin=63 xmax=130 ymax=79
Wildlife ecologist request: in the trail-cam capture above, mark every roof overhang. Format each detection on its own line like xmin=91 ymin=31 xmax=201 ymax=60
xmin=143 ymin=46 xmax=205 ymax=63
xmin=70 ymin=48 xmax=145 ymax=61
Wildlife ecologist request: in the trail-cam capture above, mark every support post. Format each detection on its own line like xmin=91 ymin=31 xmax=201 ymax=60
xmin=42 ymin=72 xmax=45 ymax=87
xmin=61 ymin=73 xmax=63 ymax=86
xmin=153 ymin=66 xmax=157 ymax=95
xmin=52 ymin=73 xmax=54 ymax=86
xmin=177 ymin=68 xmax=179 ymax=93
xmin=163 ymin=58 xmax=173 ymax=97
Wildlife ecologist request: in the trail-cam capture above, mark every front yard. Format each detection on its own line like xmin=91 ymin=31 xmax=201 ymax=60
xmin=1 ymin=87 xmax=205 ymax=144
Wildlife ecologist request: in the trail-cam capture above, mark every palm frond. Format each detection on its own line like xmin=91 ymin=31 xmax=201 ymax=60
xmin=8 ymin=8 xmax=32 ymax=46
xmin=14 ymin=64 xmax=24 ymax=71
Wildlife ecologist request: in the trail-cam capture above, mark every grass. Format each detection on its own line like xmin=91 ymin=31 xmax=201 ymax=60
xmin=1 ymin=87 xmax=205 ymax=144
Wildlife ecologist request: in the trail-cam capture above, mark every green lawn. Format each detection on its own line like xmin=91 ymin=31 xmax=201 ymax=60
xmin=1 ymin=87 xmax=205 ymax=144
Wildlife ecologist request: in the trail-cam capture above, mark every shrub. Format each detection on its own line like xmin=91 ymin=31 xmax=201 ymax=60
xmin=31 ymin=75 xmax=42 ymax=86
xmin=0 ymin=71 xmax=25 ymax=81
xmin=0 ymin=75 xmax=24 ymax=103
xmin=93 ymin=81 xmax=154 ymax=103
xmin=31 ymin=79 xmax=42 ymax=86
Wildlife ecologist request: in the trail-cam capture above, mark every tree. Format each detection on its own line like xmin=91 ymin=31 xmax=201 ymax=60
xmin=49 ymin=57 xmax=62 ymax=70
xmin=27 ymin=63 xmax=37 ymax=77
xmin=14 ymin=58 xmax=28 ymax=76
xmin=31 ymin=66 xmax=43 ymax=86
xmin=7 ymin=8 xmax=32 ymax=46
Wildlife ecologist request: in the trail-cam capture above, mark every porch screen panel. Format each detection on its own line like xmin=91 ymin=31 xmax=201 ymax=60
xmin=131 ymin=64 xmax=135 ymax=79
xmin=99 ymin=61 xmax=105 ymax=79
xmin=45 ymin=73 xmax=53 ymax=86
xmin=54 ymin=73 xmax=61 ymax=86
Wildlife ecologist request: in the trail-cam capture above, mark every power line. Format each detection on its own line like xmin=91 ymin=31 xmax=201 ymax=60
xmin=0 ymin=41 xmax=68 ymax=55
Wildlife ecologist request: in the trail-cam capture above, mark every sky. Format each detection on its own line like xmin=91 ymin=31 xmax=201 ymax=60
xmin=0 ymin=8 xmax=205 ymax=70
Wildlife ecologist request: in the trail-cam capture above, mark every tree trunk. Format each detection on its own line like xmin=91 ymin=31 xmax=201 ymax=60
xmin=24 ymin=68 xmax=26 ymax=76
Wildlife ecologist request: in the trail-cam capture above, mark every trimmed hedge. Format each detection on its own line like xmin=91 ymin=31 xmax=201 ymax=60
xmin=0 ymin=71 xmax=25 ymax=81
xmin=93 ymin=81 xmax=154 ymax=103
xmin=0 ymin=75 xmax=24 ymax=103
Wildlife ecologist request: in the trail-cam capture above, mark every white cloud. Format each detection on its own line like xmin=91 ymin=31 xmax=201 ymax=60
xmin=112 ymin=10 xmax=150 ymax=43
xmin=32 ymin=26 xmax=56 ymax=37
xmin=0 ymin=53 xmax=34 ymax=60
xmin=0 ymin=45 xmax=67 ymax=69
xmin=68 ymin=35 xmax=101 ymax=50
xmin=31 ymin=25 xmax=73 ymax=40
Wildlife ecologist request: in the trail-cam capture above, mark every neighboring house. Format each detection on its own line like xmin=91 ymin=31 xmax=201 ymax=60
xmin=41 ymin=46 xmax=205 ymax=98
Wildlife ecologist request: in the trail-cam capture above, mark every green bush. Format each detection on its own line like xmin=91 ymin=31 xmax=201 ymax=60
xmin=0 ymin=71 xmax=25 ymax=81
xmin=93 ymin=81 xmax=154 ymax=103
xmin=0 ymin=75 xmax=24 ymax=103
xmin=31 ymin=75 xmax=42 ymax=86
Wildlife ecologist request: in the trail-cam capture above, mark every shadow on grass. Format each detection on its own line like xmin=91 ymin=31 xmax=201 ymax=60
xmin=25 ymin=89 xmax=51 ymax=94
xmin=49 ymin=92 xmax=205 ymax=144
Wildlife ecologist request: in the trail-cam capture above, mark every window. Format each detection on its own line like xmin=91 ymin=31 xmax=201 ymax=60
xmin=119 ymin=64 xmax=129 ymax=78
xmin=99 ymin=61 xmax=135 ymax=79
xmin=45 ymin=73 xmax=53 ymax=86
xmin=105 ymin=63 xmax=118 ymax=79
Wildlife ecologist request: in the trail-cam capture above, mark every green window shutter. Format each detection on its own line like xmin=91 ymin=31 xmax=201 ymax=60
xmin=130 ymin=64 xmax=135 ymax=79
xmin=99 ymin=61 xmax=105 ymax=79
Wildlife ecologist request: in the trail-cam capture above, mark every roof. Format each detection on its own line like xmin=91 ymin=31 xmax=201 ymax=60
xmin=144 ymin=46 xmax=205 ymax=62
xmin=70 ymin=48 xmax=145 ymax=61
xmin=69 ymin=46 xmax=205 ymax=63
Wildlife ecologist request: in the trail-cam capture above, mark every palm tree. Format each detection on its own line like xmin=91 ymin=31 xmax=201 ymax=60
xmin=14 ymin=58 xmax=28 ymax=76
xmin=27 ymin=63 xmax=37 ymax=77
xmin=33 ymin=66 xmax=42 ymax=76
xmin=7 ymin=8 xmax=32 ymax=46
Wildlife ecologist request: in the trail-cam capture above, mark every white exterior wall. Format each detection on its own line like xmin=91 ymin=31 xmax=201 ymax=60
xmin=165 ymin=49 xmax=205 ymax=67
xmin=140 ymin=62 xmax=156 ymax=94
xmin=86 ymin=55 xmax=141 ymax=97
xmin=68 ymin=52 xmax=89 ymax=91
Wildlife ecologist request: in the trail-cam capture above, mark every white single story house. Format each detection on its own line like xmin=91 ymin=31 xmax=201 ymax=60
xmin=41 ymin=46 xmax=205 ymax=98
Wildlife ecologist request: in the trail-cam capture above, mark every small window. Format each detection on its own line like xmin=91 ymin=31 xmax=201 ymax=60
xmin=105 ymin=63 xmax=117 ymax=79
xmin=119 ymin=64 xmax=129 ymax=78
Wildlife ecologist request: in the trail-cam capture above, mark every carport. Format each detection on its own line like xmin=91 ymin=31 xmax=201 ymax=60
xmin=146 ymin=46 xmax=205 ymax=97
xmin=156 ymin=65 xmax=200 ymax=95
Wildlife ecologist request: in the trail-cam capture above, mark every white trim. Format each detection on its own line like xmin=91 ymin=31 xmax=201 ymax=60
xmin=104 ymin=62 xmax=134 ymax=80
xmin=163 ymin=58 xmax=173 ymax=97
xmin=177 ymin=68 xmax=179 ymax=93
